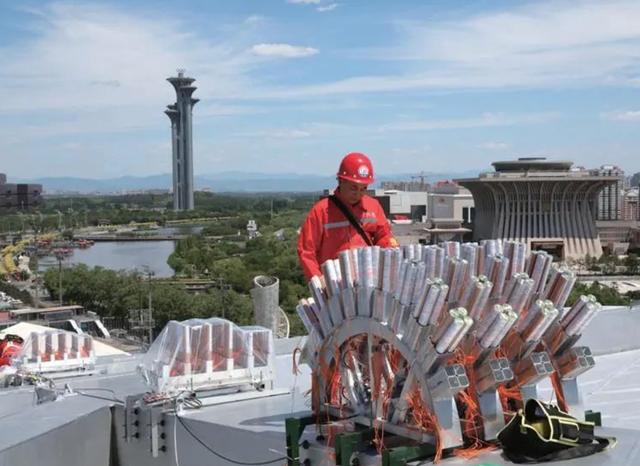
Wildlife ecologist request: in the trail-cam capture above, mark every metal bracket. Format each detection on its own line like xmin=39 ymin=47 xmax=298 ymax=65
xmin=149 ymin=409 xmax=165 ymax=457
xmin=585 ymin=410 xmax=602 ymax=426
xmin=124 ymin=394 xmax=143 ymax=442
xmin=334 ymin=429 xmax=374 ymax=466
xmin=285 ymin=415 xmax=316 ymax=466
xmin=381 ymin=443 xmax=437 ymax=466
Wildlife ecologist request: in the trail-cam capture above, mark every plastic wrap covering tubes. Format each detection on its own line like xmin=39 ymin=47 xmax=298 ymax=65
xmin=139 ymin=318 xmax=274 ymax=394
xmin=13 ymin=330 xmax=95 ymax=374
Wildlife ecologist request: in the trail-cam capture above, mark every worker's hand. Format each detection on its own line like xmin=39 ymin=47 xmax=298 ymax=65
xmin=389 ymin=238 xmax=399 ymax=247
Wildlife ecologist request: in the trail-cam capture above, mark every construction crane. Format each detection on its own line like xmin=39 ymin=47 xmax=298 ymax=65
xmin=410 ymin=171 xmax=429 ymax=191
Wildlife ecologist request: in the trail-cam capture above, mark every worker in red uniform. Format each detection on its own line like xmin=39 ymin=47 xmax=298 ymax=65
xmin=297 ymin=152 xmax=398 ymax=280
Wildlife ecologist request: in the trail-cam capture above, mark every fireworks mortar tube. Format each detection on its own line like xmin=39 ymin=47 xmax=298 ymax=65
xmin=560 ymin=295 xmax=590 ymax=330
xmin=296 ymin=300 xmax=320 ymax=337
xmin=556 ymin=273 xmax=577 ymax=310
xmin=506 ymin=275 xmax=535 ymax=315
xmin=423 ymin=246 xmax=437 ymax=279
xmin=380 ymin=248 xmax=393 ymax=293
xmin=428 ymin=283 xmax=449 ymax=326
xmin=413 ymin=243 xmax=423 ymax=261
xmin=390 ymin=248 xmax=403 ymax=294
xmin=338 ymin=250 xmax=355 ymax=289
xmin=350 ymin=247 xmax=360 ymax=287
xmin=526 ymin=306 xmax=559 ymax=342
xmin=460 ymin=276 xmax=492 ymax=320
xmin=447 ymin=315 xmax=474 ymax=352
xmin=564 ymin=302 xmax=599 ymax=336
xmin=446 ymin=257 xmax=469 ymax=305
xmin=479 ymin=309 xmax=512 ymax=349
xmin=434 ymin=307 xmax=469 ymax=354
xmin=415 ymin=283 xmax=438 ymax=326
xmin=402 ymin=244 xmax=414 ymax=261
xmin=411 ymin=262 xmax=428 ymax=306
xmin=536 ymin=253 xmax=554 ymax=294
xmin=413 ymin=279 xmax=435 ymax=320
xmin=575 ymin=302 xmax=601 ymax=334
xmin=493 ymin=308 xmax=518 ymax=345
xmin=475 ymin=304 xmax=502 ymax=340
xmin=461 ymin=242 xmax=480 ymax=278
xmin=434 ymin=246 xmax=446 ymax=279
xmin=308 ymin=297 xmax=333 ymax=337
xmin=321 ymin=260 xmax=341 ymax=299
xmin=394 ymin=260 xmax=408 ymax=301
xmin=371 ymin=246 xmax=381 ymax=289
xmin=399 ymin=262 xmax=418 ymax=307
xmin=442 ymin=241 xmax=461 ymax=259
xmin=359 ymin=247 xmax=375 ymax=289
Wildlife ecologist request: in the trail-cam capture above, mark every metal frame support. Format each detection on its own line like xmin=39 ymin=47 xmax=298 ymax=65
xmin=285 ymin=415 xmax=316 ymax=466
xmin=334 ymin=429 xmax=374 ymax=466
xmin=381 ymin=443 xmax=437 ymax=466
xmin=585 ymin=410 xmax=602 ymax=426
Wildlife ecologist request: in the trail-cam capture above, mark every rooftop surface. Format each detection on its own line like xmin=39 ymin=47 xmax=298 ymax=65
xmin=0 ymin=309 xmax=637 ymax=465
xmin=492 ymin=157 xmax=574 ymax=172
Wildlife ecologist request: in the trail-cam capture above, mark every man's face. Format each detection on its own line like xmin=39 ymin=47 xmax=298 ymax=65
xmin=338 ymin=179 xmax=368 ymax=205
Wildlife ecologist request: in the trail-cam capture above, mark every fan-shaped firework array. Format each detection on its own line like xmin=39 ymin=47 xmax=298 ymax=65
xmin=297 ymin=240 xmax=599 ymax=451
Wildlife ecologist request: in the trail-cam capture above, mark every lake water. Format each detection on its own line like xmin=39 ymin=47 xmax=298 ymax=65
xmin=35 ymin=224 xmax=208 ymax=277
xmin=38 ymin=241 xmax=176 ymax=277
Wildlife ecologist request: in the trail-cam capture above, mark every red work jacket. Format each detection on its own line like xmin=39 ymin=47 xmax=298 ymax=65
xmin=297 ymin=193 xmax=396 ymax=279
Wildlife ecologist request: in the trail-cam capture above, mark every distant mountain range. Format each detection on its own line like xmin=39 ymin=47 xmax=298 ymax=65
xmin=16 ymin=170 xmax=481 ymax=194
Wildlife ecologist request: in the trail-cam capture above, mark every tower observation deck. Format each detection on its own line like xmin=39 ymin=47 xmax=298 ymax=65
xmin=166 ymin=70 xmax=199 ymax=211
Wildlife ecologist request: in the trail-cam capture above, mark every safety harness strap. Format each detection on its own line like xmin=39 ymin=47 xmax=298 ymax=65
xmin=329 ymin=195 xmax=374 ymax=246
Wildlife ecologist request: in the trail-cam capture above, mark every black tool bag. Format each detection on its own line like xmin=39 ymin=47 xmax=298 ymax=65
xmin=497 ymin=399 xmax=616 ymax=463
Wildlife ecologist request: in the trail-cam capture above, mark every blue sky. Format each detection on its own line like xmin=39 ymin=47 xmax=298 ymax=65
xmin=1 ymin=0 xmax=639 ymax=179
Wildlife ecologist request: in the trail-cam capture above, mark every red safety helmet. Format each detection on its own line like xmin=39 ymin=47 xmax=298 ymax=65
xmin=337 ymin=152 xmax=374 ymax=185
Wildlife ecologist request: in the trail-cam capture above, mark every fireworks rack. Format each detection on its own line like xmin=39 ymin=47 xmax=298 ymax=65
xmin=287 ymin=241 xmax=603 ymax=465
xmin=139 ymin=318 xmax=275 ymax=395
xmin=13 ymin=329 xmax=96 ymax=377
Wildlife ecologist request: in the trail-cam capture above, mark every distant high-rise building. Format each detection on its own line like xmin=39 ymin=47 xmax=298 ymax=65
xmin=380 ymin=180 xmax=431 ymax=192
xmin=166 ymin=70 xmax=198 ymax=211
xmin=623 ymin=188 xmax=640 ymax=221
xmin=0 ymin=173 xmax=42 ymax=209
xmin=597 ymin=165 xmax=624 ymax=220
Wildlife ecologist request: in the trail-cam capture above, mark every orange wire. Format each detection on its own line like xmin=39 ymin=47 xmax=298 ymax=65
xmin=550 ymin=371 xmax=569 ymax=412
xmin=407 ymin=389 xmax=443 ymax=463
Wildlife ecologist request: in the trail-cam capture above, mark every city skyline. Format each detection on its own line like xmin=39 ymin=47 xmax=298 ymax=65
xmin=1 ymin=0 xmax=640 ymax=178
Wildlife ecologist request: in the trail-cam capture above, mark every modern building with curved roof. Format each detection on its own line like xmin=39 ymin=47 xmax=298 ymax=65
xmin=456 ymin=157 xmax=618 ymax=259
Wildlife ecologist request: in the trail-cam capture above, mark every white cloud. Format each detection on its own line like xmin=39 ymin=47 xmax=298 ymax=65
xmin=237 ymin=129 xmax=312 ymax=139
xmin=379 ymin=112 xmax=558 ymax=132
xmin=0 ymin=2 xmax=261 ymax=115
xmin=254 ymin=1 xmax=640 ymax=98
xmin=602 ymin=110 xmax=640 ymax=121
xmin=317 ymin=3 xmax=338 ymax=12
xmin=287 ymin=0 xmax=321 ymax=4
xmin=251 ymin=43 xmax=318 ymax=58
xmin=272 ymin=129 xmax=312 ymax=139
xmin=479 ymin=141 xmax=510 ymax=150
xmin=244 ymin=15 xmax=266 ymax=25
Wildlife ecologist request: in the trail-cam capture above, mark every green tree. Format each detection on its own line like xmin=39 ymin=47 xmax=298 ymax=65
xmin=566 ymin=281 xmax=631 ymax=307
xmin=624 ymin=254 xmax=640 ymax=275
